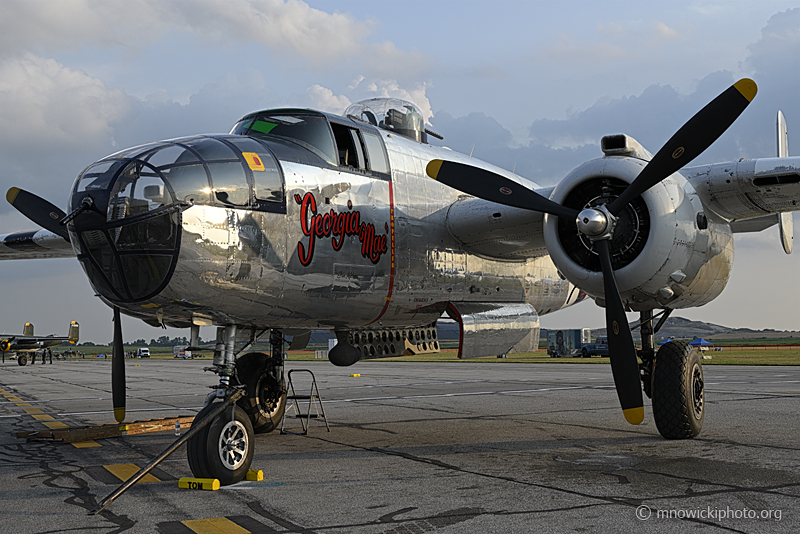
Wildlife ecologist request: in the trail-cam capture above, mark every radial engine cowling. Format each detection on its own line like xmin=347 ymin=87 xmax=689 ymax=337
xmin=542 ymin=135 xmax=735 ymax=311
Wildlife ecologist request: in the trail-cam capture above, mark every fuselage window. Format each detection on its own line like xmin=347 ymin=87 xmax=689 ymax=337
xmin=362 ymin=132 xmax=390 ymax=174
xmin=207 ymin=162 xmax=250 ymax=206
xmin=76 ymin=161 xmax=126 ymax=193
xmin=107 ymin=161 xmax=173 ymax=223
xmin=161 ymin=164 xmax=211 ymax=204
xmin=183 ymin=137 xmax=238 ymax=161
xmin=226 ymin=137 xmax=284 ymax=204
xmin=331 ymin=123 xmax=365 ymax=169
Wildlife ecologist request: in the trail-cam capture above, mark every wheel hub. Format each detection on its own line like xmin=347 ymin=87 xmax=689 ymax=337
xmin=217 ymin=420 xmax=249 ymax=470
xmin=691 ymin=364 xmax=704 ymax=417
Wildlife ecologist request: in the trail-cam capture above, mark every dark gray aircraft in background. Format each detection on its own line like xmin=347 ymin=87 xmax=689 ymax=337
xmin=1 ymin=78 xmax=798 ymax=485
xmin=0 ymin=321 xmax=79 ymax=365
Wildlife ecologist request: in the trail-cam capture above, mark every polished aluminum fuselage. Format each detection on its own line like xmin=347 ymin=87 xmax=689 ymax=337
xmin=154 ymin=131 xmax=576 ymax=330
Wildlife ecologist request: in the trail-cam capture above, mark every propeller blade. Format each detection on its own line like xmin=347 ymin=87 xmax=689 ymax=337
xmin=426 ymin=159 xmax=580 ymax=219
xmin=607 ymin=78 xmax=757 ymax=216
xmin=595 ymin=239 xmax=644 ymax=425
xmin=6 ymin=187 xmax=70 ymax=240
xmin=112 ymin=307 xmax=126 ymax=423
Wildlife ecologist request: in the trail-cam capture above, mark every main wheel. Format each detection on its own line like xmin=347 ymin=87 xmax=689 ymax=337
xmin=581 ymin=348 xmax=589 ymax=358
xmin=233 ymin=353 xmax=287 ymax=434
xmin=17 ymin=354 xmax=27 ymax=366
xmin=187 ymin=402 xmax=254 ymax=485
xmin=651 ymin=341 xmax=704 ymax=439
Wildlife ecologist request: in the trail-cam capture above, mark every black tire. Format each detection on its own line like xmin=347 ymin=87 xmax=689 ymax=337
xmin=233 ymin=353 xmax=287 ymax=434
xmin=17 ymin=354 xmax=27 ymax=366
xmin=651 ymin=341 xmax=704 ymax=439
xmin=582 ymin=348 xmax=589 ymax=358
xmin=187 ymin=402 xmax=254 ymax=485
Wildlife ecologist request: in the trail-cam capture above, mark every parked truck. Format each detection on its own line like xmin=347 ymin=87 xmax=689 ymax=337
xmin=547 ymin=329 xmax=592 ymax=357
xmin=173 ymin=346 xmax=192 ymax=359
xmin=580 ymin=336 xmax=609 ymax=358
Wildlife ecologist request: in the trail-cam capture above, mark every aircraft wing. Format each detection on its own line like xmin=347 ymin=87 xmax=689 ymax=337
xmin=0 ymin=229 xmax=75 ymax=260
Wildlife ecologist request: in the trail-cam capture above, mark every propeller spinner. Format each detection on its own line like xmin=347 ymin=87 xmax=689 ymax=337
xmin=426 ymin=78 xmax=757 ymax=424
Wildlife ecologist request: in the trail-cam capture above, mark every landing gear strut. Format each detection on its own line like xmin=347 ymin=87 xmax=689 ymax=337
xmin=638 ymin=310 xmax=704 ymax=439
xmin=232 ymin=330 xmax=287 ymax=433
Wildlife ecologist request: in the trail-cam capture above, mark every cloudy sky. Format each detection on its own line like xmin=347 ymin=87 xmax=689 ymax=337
xmin=1 ymin=0 xmax=798 ymax=342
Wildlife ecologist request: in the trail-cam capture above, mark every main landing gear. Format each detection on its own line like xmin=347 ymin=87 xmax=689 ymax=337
xmin=186 ymin=326 xmax=287 ymax=484
xmin=638 ymin=310 xmax=704 ymax=439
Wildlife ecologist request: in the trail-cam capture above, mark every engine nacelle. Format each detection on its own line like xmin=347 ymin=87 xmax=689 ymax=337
xmin=542 ymin=136 xmax=735 ymax=311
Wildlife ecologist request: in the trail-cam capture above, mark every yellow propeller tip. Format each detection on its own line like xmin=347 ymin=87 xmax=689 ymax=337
xmin=623 ymin=406 xmax=644 ymax=425
xmin=734 ymin=78 xmax=757 ymax=103
xmin=114 ymin=407 xmax=126 ymax=423
xmin=426 ymin=159 xmax=443 ymax=180
xmin=6 ymin=187 xmax=20 ymax=204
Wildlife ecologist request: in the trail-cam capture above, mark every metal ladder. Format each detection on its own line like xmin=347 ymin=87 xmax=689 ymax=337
xmin=280 ymin=369 xmax=330 ymax=435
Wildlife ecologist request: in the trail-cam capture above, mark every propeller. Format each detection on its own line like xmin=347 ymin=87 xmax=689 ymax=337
xmin=426 ymin=78 xmax=757 ymax=424
xmin=426 ymin=160 xmax=579 ymax=220
xmin=112 ymin=307 xmax=126 ymax=423
xmin=6 ymin=187 xmax=69 ymax=240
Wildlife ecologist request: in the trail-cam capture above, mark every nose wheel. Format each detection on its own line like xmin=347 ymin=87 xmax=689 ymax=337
xmin=187 ymin=402 xmax=255 ymax=485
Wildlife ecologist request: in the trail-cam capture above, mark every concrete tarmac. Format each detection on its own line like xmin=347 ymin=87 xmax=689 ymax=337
xmin=0 ymin=357 xmax=798 ymax=533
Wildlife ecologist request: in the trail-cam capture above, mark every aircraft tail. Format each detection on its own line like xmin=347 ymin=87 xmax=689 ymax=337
xmin=23 ymin=322 xmax=33 ymax=336
xmin=68 ymin=321 xmax=79 ymax=344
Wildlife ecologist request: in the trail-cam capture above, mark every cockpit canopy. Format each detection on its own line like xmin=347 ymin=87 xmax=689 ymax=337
xmin=345 ymin=98 xmax=428 ymax=143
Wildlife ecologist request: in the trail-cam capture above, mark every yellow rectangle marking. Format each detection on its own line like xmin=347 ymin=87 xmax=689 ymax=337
xmin=104 ymin=463 xmax=159 ymax=483
xmin=179 ymin=478 xmax=220 ymax=491
xmin=8 ymin=398 xmax=23 ymax=402
xmin=23 ymin=408 xmax=43 ymax=414
xmin=15 ymin=403 xmax=31 ymax=406
xmin=181 ymin=517 xmax=249 ymax=534
xmin=72 ymin=440 xmax=102 ymax=448
xmin=32 ymin=414 xmax=54 ymax=420
xmin=42 ymin=421 xmax=69 ymax=429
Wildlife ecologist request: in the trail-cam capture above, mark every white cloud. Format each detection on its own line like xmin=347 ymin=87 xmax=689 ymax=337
xmin=299 ymin=85 xmax=352 ymax=114
xmin=0 ymin=54 xmax=132 ymax=150
xmin=0 ymin=0 xmax=164 ymax=54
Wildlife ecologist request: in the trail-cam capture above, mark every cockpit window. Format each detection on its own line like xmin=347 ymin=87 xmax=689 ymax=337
xmin=232 ymin=113 xmax=336 ymax=165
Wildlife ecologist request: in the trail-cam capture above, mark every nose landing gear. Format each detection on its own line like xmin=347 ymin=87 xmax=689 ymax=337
xmin=186 ymin=326 xmax=287 ymax=484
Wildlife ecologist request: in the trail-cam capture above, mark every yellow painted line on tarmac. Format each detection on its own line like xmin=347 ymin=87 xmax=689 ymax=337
xmin=7 ymin=398 xmax=23 ymax=402
xmin=23 ymin=408 xmax=43 ymax=414
xmin=32 ymin=414 xmax=54 ymax=421
xmin=15 ymin=403 xmax=31 ymax=406
xmin=42 ymin=421 xmax=69 ymax=430
xmin=72 ymin=440 xmax=102 ymax=448
xmin=103 ymin=464 xmax=160 ymax=483
xmin=181 ymin=517 xmax=250 ymax=534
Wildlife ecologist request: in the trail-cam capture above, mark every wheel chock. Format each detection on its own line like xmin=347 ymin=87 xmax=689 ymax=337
xmin=178 ymin=478 xmax=220 ymax=490
xmin=245 ymin=469 xmax=263 ymax=481
xmin=349 ymin=374 xmax=360 ymax=377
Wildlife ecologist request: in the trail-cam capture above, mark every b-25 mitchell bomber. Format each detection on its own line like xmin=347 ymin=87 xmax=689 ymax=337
xmin=1 ymin=78 xmax=798 ymax=486
xmin=0 ymin=321 xmax=79 ymax=365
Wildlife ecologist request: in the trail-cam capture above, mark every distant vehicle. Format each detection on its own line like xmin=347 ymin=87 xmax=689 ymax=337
xmin=581 ymin=337 xmax=609 ymax=358
xmin=136 ymin=348 xmax=150 ymax=358
xmin=173 ymin=346 xmax=192 ymax=359
xmin=547 ymin=328 xmax=591 ymax=357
